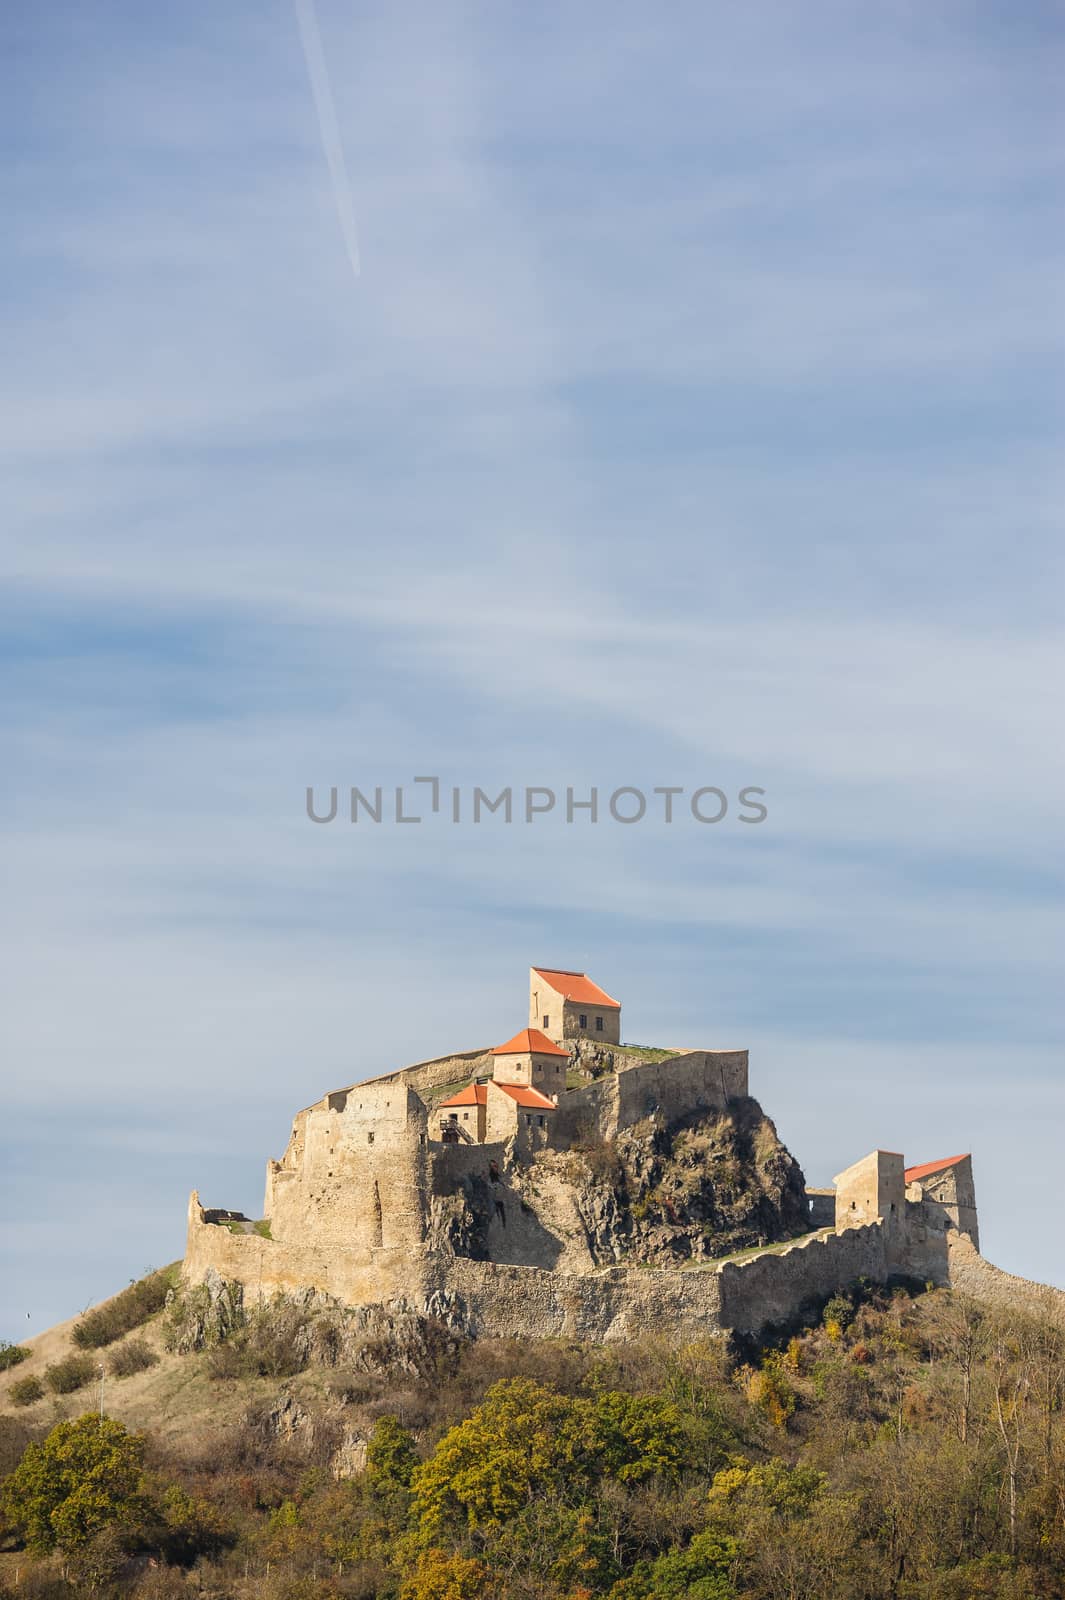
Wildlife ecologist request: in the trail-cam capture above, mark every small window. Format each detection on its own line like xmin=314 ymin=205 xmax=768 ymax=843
xmin=495 ymin=1200 xmax=506 ymax=1226
xmin=368 ymin=1132 xmax=375 ymax=1144
xmin=524 ymin=1113 xmax=532 ymax=1125
xmin=579 ymin=1013 xmax=587 ymax=1028
xmin=463 ymin=1112 xmax=469 ymax=1121
xmin=595 ymin=1016 xmax=604 ymax=1031
xmin=537 ymin=1115 xmax=545 ymax=1127
xmin=542 ymin=1014 xmax=550 ymax=1029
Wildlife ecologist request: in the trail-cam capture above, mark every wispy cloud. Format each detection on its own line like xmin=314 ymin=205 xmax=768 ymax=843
xmin=1 ymin=0 xmax=1062 ymax=1330
xmin=292 ymin=0 xmax=361 ymax=281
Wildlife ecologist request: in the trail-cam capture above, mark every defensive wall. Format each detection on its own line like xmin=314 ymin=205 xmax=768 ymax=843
xmin=551 ymin=1049 xmax=749 ymax=1144
xmin=946 ymin=1233 xmax=1065 ymax=1328
xmin=187 ymin=1193 xmax=905 ymax=1344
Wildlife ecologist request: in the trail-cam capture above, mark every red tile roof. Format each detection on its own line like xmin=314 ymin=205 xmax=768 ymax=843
xmin=533 ymin=968 xmax=620 ymax=1008
xmin=492 ymin=1082 xmax=557 ymax=1110
xmin=438 ymin=1083 xmax=488 ymax=1108
xmin=905 ymin=1154 xmax=969 ymax=1184
xmin=493 ymin=1027 xmax=569 ymax=1058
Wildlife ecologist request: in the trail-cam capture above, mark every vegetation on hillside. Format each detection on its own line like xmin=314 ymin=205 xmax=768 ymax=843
xmin=1 ymin=1280 xmax=1063 ymax=1598
xmin=71 ymin=1271 xmax=177 ymax=1352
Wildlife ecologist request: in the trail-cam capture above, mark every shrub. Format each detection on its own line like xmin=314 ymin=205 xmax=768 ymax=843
xmin=71 ymin=1267 xmax=175 ymax=1350
xmin=108 ymin=1338 xmax=160 ymax=1378
xmin=0 ymin=1341 xmax=29 ymax=1372
xmin=10 ymin=1374 xmax=45 ymax=1407
xmin=823 ymin=1293 xmax=855 ymax=1335
xmin=44 ymin=1353 xmax=97 ymax=1395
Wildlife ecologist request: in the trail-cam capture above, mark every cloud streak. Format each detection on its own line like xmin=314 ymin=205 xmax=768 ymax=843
xmin=292 ymin=0 xmax=361 ymax=280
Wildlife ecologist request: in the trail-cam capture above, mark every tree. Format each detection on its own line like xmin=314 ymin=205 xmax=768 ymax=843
xmin=399 ymin=1547 xmax=491 ymax=1600
xmin=367 ymin=1414 xmax=420 ymax=1493
xmin=0 ymin=1413 xmax=148 ymax=1556
xmin=408 ymin=1379 xmax=600 ymax=1545
xmin=609 ymin=1527 xmax=739 ymax=1599
xmin=592 ymin=1391 xmax=691 ymax=1485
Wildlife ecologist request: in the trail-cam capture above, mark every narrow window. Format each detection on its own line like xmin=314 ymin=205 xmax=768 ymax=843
xmin=495 ymin=1200 xmax=506 ymax=1226
xmin=537 ymin=1115 xmax=545 ymax=1128
xmin=463 ymin=1112 xmax=469 ymax=1121
xmin=579 ymin=1013 xmax=587 ymax=1028
xmin=543 ymin=1014 xmax=550 ymax=1029
xmin=525 ymin=1113 xmax=532 ymax=1125
xmin=595 ymin=1016 xmax=604 ymax=1031
xmin=367 ymin=1131 xmax=375 ymax=1144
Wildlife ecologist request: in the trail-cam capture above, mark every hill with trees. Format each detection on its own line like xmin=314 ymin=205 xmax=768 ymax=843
xmin=0 ymin=1274 xmax=1062 ymax=1598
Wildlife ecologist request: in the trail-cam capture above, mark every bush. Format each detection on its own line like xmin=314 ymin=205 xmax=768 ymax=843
xmin=823 ymin=1292 xmax=855 ymax=1335
xmin=0 ymin=1341 xmax=29 ymax=1372
xmin=10 ymin=1374 xmax=45 ymax=1407
xmin=71 ymin=1267 xmax=175 ymax=1350
xmin=108 ymin=1338 xmax=160 ymax=1378
xmin=44 ymin=1353 xmax=97 ymax=1395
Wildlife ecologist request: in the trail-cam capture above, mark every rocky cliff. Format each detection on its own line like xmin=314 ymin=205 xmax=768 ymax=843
xmin=428 ymin=1095 xmax=810 ymax=1271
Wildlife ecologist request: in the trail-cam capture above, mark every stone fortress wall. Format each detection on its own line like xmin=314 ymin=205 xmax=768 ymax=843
xmin=186 ymin=1045 xmax=972 ymax=1344
xmin=184 ymin=970 xmax=1059 ymax=1345
xmin=551 ymin=1049 xmax=748 ymax=1145
xmin=945 ymin=1232 xmax=1065 ymax=1328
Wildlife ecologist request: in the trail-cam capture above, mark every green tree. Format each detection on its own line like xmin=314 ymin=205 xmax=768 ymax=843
xmin=408 ymin=1379 xmax=599 ymax=1544
xmin=367 ymin=1414 xmax=420 ymax=1492
xmin=610 ymin=1527 xmax=739 ymax=1599
xmin=0 ymin=1413 xmax=148 ymax=1555
xmin=592 ymin=1391 xmax=692 ymax=1484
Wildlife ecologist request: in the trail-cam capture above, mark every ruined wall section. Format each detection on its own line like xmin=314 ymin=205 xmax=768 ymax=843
xmin=427 ymin=1220 xmax=895 ymax=1342
xmin=184 ymin=1192 xmax=430 ymax=1309
xmin=717 ymin=1224 xmax=888 ymax=1332
xmin=946 ymin=1233 xmax=1065 ymax=1327
xmin=266 ymin=1082 xmax=430 ymax=1258
xmin=552 ymin=1050 xmax=749 ymax=1144
xmin=436 ymin=1258 xmax=724 ymax=1343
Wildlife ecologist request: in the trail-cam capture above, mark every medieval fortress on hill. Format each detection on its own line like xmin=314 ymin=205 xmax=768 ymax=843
xmin=184 ymin=967 xmax=1059 ymax=1341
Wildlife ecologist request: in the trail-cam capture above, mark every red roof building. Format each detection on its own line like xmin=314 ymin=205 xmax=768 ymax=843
xmin=529 ymin=967 xmax=622 ymax=1047
xmin=493 ymin=1027 xmax=568 ymax=1058
xmin=437 ymin=1081 xmax=488 ymax=1143
xmin=492 ymin=1083 xmax=556 ymax=1110
xmin=438 ymin=1084 xmax=488 ymax=1109
xmin=904 ymin=1154 xmax=969 ymax=1185
xmin=531 ymin=969 xmax=620 ymax=1008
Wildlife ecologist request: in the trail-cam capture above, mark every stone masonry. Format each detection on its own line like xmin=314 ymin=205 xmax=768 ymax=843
xmin=183 ymin=966 xmax=1053 ymax=1344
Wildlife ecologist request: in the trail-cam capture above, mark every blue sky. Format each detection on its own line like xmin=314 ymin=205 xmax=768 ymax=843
xmin=2 ymin=1 xmax=1063 ymax=1336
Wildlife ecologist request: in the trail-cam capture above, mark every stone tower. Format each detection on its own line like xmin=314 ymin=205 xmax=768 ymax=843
xmin=529 ymin=967 xmax=621 ymax=1046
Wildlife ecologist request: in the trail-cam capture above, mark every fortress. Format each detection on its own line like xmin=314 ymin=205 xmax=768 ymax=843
xmin=183 ymin=967 xmax=1049 ymax=1342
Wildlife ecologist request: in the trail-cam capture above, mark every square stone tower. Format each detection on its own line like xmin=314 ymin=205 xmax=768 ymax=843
xmin=492 ymin=1027 xmax=569 ymax=1095
xmin=833 ymin=1150 xmax=906 ymax=1232
xmin=529 ymin=967 xmax=621 ymax=1046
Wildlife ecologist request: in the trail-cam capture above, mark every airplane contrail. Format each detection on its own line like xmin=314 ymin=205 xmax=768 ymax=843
xmin=293 ymin=0 xmax=361 ymax=279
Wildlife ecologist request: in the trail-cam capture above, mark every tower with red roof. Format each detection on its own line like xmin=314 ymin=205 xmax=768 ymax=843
xmin=529 ymin=967 xmax=621 ymax=1047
